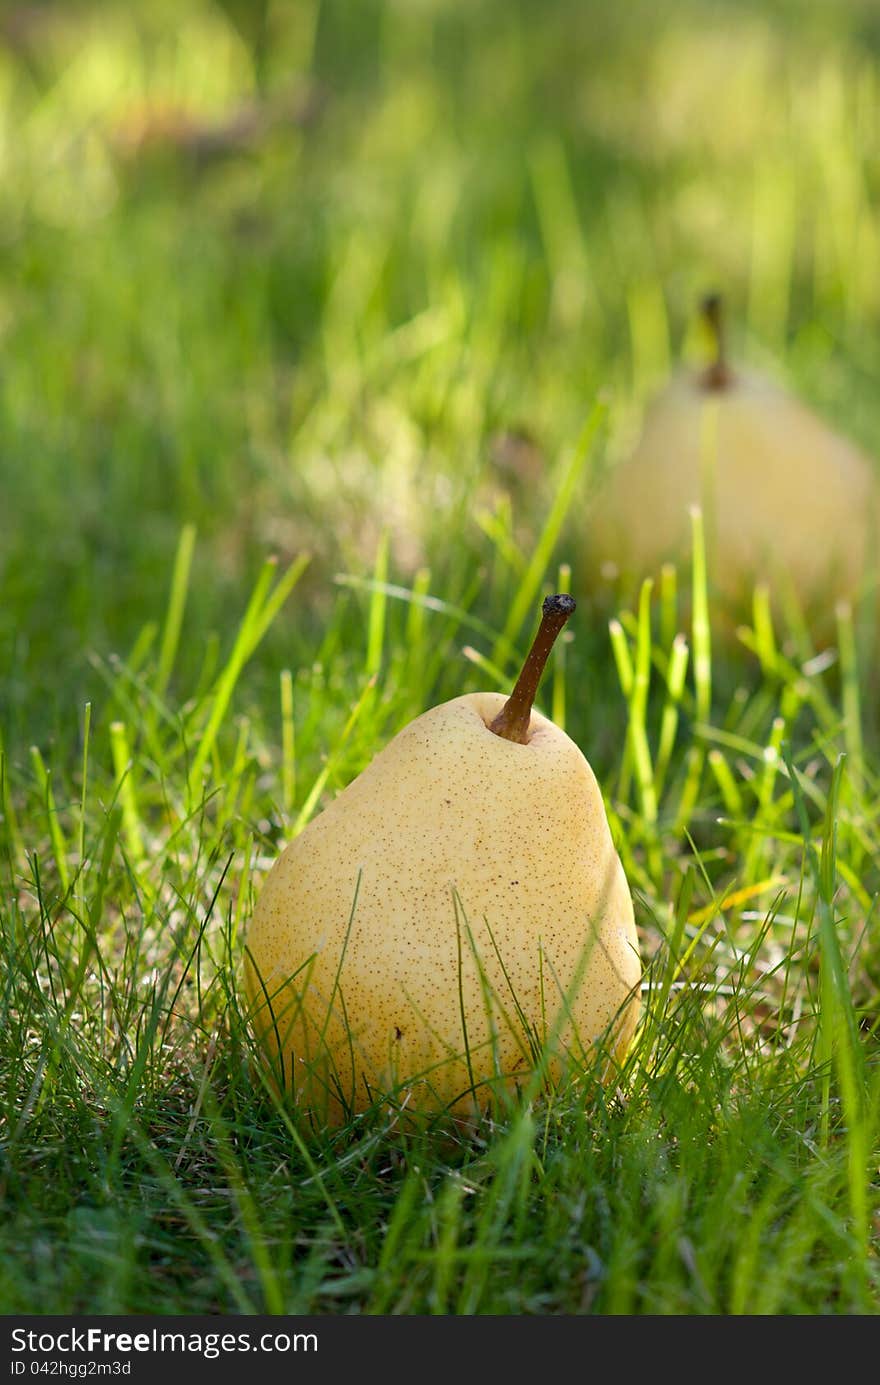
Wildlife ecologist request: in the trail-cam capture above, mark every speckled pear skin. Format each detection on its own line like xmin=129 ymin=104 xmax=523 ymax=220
xmin=588 ymin=368 xmax=879 ymax=621
xmin=244 ymin=691 xmax=640 ymax=1124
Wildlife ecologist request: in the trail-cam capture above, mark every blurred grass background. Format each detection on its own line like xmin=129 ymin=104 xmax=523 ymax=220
xmin=4 ymin=0 xmax=880 ymax=747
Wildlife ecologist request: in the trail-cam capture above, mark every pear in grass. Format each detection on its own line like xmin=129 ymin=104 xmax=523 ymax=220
xmin=244 ymin=596 xmax=640 ymax=1124
xmin=588 ymin=295 xmax=879 ymax=623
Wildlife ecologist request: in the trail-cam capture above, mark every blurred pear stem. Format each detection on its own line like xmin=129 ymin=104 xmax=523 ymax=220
xmin=489 ymin=594 xmax=576 ymax=743
xmin=701 ymin=292 xmax=733 ymax=390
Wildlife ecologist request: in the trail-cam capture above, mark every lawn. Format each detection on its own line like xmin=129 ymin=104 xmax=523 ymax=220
xmin=1 ymin=0 xmax=879 ymax=1315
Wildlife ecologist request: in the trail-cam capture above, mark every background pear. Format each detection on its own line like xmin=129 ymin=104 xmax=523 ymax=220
xmin=587 ymin=295 xmax=879 ymax=627
xmin=244 ymin=596 xmax=640 ymax=1125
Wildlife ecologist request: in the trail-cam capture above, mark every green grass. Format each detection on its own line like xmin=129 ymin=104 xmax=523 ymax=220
xmin=1 ymin=0 xmax=879 ymax=1315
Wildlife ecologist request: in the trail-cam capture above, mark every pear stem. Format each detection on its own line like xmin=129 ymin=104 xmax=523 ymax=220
xmin=700 ymin=292 xmax=733 ymax=391
xmin=489 ymin=594 xmax=576 ymax=744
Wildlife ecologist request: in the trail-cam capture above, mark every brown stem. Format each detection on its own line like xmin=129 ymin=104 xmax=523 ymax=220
xmin=700 ymin=291 xmax=733 ymax=391
xmin=489 ymin=594 xmax=576 ymax=743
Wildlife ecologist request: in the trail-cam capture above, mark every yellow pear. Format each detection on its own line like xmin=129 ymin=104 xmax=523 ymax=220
xmin=588 ymin=296 xmax=879 ymax=625
xmin=244 ymin=596 xmax=640 ymax=1125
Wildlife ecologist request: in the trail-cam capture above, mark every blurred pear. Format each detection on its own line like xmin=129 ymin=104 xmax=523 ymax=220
xmin=588 ymin=296 xmax=879 ymax=630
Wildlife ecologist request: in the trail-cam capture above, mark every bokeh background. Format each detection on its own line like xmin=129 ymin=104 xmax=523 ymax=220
xmin=3 ymin=0 xmax=880 ymax=736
